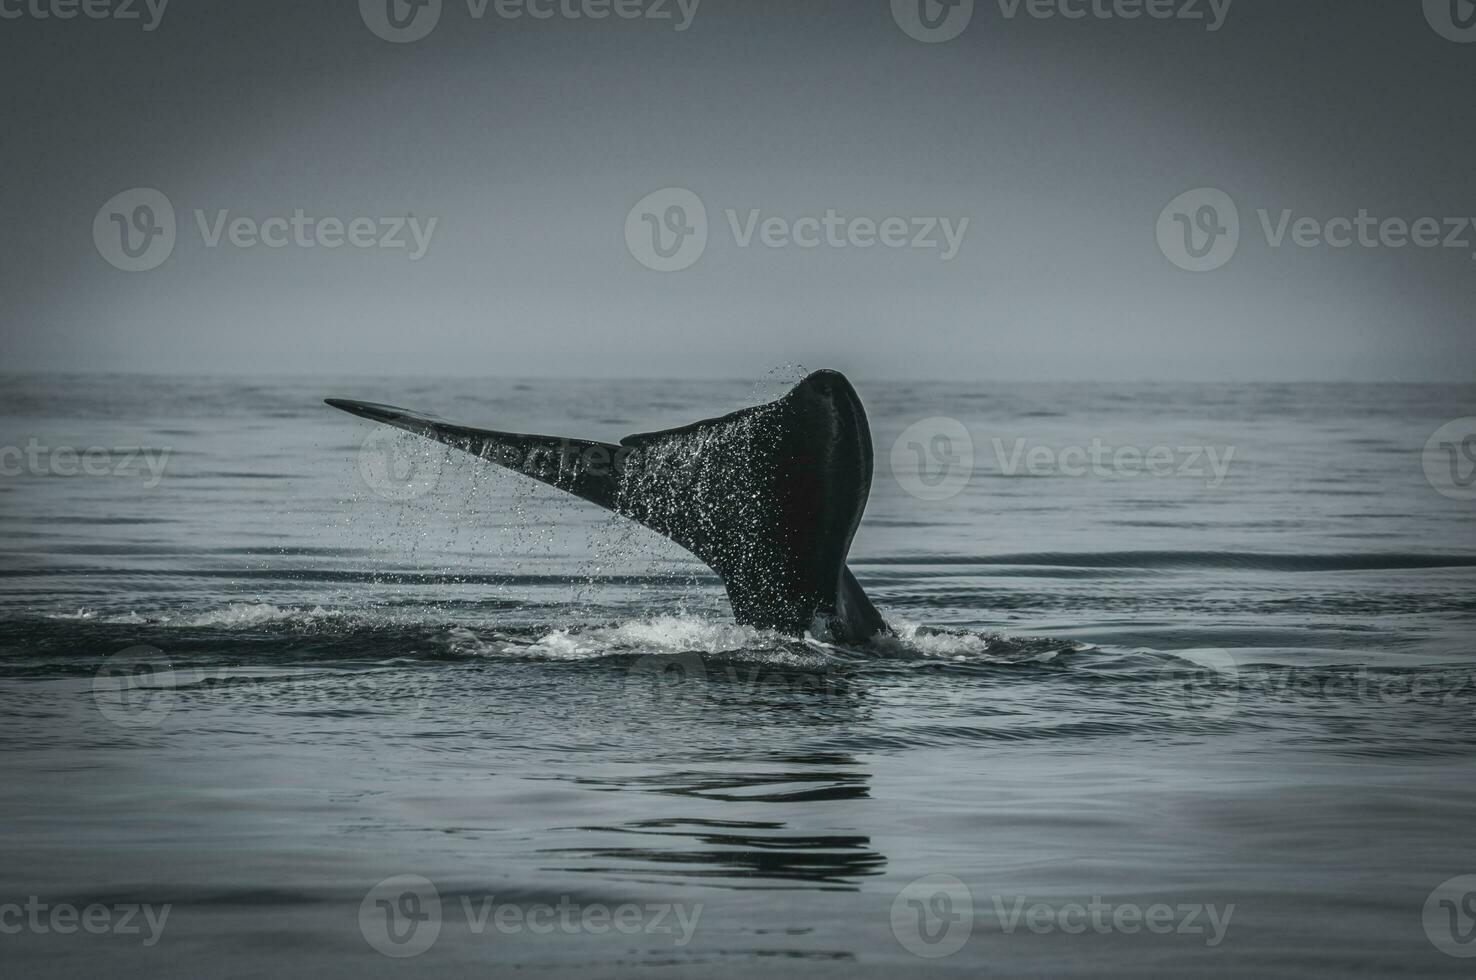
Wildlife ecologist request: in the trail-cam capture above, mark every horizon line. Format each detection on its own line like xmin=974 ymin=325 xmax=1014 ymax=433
xmin=0 ymin=368 xmax=1472 ymax=386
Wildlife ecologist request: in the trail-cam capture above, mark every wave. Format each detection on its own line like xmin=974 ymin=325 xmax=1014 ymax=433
xmin=24 ymin=603 xmax=1083 ymax=667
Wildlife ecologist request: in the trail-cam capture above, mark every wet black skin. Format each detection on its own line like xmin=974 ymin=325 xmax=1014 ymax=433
xmin=326 ymin=369 xmax=889 ymax=642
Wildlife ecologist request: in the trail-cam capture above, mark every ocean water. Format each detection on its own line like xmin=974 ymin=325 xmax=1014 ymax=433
xmin=2 ymin=373 xmax=1475 ymax=978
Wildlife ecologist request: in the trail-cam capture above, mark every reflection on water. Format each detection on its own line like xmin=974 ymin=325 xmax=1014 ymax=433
xmin=543 ymin=753 xmax=885 ymax=890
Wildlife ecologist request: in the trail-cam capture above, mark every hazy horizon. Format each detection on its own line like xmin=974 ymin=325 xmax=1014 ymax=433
xmin=3 ymin=0 xmax=1472 ymax=382
xmin=4 ymin=367 xmax=1475 ymax=384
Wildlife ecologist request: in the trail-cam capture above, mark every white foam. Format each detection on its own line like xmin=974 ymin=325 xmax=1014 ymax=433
xmin=177 ymin=603 xmax=346 ymax=628
xmin=48 ymin=608 xmax=99 ymax=620
xmin=528 ymin=614 xmax=790 ymax=660
xmin=46 ymin=608 xmax=149 ymax=625
xmin=869 ymin=621 xmax=998 ymax=659
xmin=870 ymin=620 xmax=1080 ymax=663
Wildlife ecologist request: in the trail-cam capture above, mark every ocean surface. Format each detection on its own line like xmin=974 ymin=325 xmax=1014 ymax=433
xmin=2 ymin=373 xmax=1475 ymax=978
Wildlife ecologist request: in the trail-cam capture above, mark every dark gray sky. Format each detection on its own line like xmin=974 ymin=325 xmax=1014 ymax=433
xmin=1 ymin=0 xmax=1472 ymax=380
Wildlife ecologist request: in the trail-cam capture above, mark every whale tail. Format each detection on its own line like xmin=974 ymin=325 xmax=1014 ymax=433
xmin=326 ymin=370 xmax=888 ymax=642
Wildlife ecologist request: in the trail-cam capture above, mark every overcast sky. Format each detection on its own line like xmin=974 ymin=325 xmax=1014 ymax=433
xmin=1 ymin=0 xmax=1471 ymax=380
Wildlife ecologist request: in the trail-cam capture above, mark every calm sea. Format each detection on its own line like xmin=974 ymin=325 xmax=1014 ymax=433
xmin=2 ymin=373 xmax=1475 ymax=978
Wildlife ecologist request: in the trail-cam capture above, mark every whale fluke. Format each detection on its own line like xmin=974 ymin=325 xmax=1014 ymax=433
xmin=326 ymin=370 xmax=888 ymax=642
